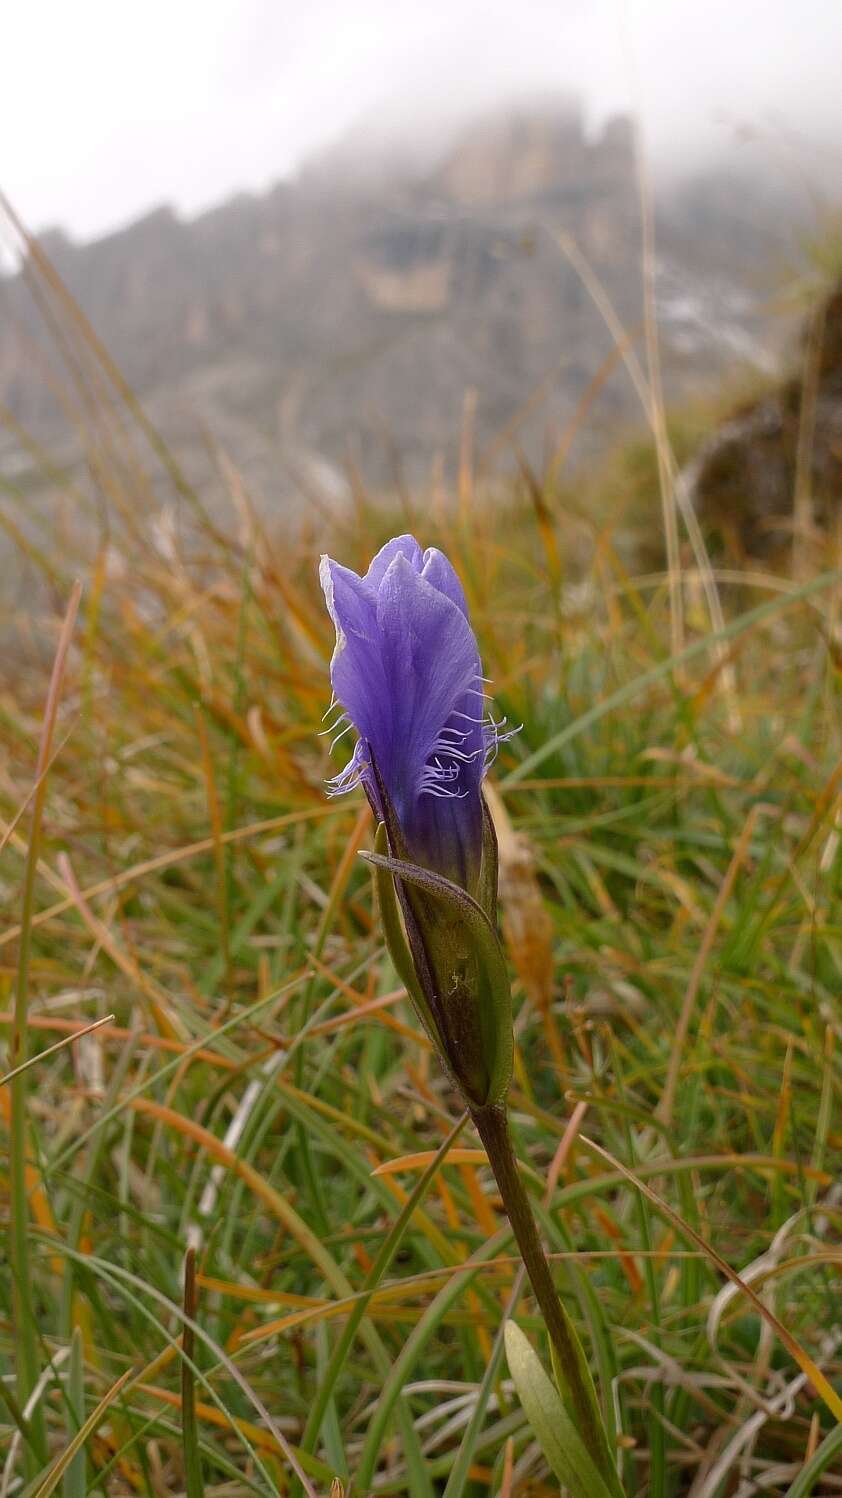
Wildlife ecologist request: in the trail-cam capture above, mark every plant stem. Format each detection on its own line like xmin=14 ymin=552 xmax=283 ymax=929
xmin=471 ymin=1101 xmax=618 ymax=1489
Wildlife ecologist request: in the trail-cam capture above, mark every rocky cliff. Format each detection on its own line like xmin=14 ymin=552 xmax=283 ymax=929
xmin=0 ymin=100 xmax=804 ymax=506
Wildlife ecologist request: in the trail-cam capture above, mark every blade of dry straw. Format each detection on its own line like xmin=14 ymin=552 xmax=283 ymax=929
xmin=9 ymin=580 xmax=81 ymax=1472
xmin=0 ymin=1014 xmax=114 ymax=1088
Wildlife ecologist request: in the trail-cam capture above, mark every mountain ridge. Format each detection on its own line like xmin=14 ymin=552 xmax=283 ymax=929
xmin=0 ymin=98 xmax=809 ymax=505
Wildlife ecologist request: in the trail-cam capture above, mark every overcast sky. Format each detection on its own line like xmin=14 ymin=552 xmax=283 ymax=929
xmin=5 ymin=0 xmax=842 ymax=244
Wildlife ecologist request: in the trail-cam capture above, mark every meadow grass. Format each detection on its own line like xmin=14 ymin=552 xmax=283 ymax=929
xmin=0 ymin=237 xmax=841 ymax=1496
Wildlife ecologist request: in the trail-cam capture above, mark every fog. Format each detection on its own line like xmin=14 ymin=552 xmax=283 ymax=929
xmin=6 ymin=0 xmax=842 ymax=244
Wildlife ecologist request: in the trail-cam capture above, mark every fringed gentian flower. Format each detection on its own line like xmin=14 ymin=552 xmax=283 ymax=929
xmin=320 ymin=533 xmax=514 ymax=1107
xmin=319 ymin=534 xmax=508 ymax=896
xmin=318 ymin=535 xmax=622 ymax=1493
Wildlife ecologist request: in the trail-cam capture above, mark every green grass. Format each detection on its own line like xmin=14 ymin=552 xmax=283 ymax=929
xmin=0 ymin=245 xmax=841 ymax=1496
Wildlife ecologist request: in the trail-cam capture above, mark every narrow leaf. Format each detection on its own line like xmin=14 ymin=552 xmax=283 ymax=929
xmin=550 ymin=1340 xmax=625 ymax=1498
xmin=61 ymin=1328 xmax=85 ymax=1498
xmin=181 ymin=1248 xmax=204 ymax=1498
xmin=32 ymin=1366 xmax=136 ymax=1498
xmin=504 ymin=1321 xmax=619 ymax=1498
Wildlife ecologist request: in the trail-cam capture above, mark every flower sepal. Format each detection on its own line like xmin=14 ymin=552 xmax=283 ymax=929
xmin=362 ymin=839 xmax=513 ymax=1110
xmin=477 ymin=795 xmax=500 ymax=922
xmin=369 ymin=822 xmax=442 ymax=1051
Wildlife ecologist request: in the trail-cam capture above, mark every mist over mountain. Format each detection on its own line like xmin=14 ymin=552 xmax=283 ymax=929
xmin=0 ymin=98 xmax=822 ymax=507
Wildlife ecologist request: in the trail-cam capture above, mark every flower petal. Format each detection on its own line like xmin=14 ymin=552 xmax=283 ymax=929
xmin=365 ymin=534 xmax=424 ymax=591
xmin=421 ymin=547 xmax=469 ymax=617
xmin=375 ymin=553 xmax=481 ymax=794
xmin=320 ymin=555 xmax=389 ymax=751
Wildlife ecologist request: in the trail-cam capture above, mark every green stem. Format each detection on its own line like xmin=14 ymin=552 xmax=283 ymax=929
xmin=471 ymin=1102 xmax=620 ymax=1493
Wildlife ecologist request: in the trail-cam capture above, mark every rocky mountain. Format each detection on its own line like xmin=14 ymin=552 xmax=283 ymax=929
xmin=0 ymin=100 xmax=811 ymax=508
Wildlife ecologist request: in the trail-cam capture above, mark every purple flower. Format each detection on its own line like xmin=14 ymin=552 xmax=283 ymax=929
xmin=320 ymin=535 xmax=507 ymax=893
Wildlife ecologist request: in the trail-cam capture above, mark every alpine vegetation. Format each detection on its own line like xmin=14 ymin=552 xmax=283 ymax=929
xmin=320 ymin=534 xmax=624 ymax=1497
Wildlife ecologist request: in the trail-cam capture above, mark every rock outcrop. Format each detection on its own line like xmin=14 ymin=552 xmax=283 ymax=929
xmin=685 ymin=279 xmax=842 ymax=555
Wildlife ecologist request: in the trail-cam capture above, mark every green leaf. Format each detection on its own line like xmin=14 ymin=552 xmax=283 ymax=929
xmin=549 ymin=1340 xmax=625 ymax=1498
xmin=504 ymin=1322 xmax=621 ymax=1498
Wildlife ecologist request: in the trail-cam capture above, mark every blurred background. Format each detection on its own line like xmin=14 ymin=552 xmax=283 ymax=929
xmin=2 ymin=0 xmax=841 ymax=522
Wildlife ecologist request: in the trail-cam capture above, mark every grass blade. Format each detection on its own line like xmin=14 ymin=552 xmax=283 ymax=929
xmin=9 ymin=579 xmax=81 ymax=1475
xmin=33 ymin=1366 xmax=135 ymax=1498
xmin=61 ymin=1328 xmax=85 ymax=1498
xmin=784 ymin=1424 xmax=842 ymax=1498
xmin=181 ymin=1248 xmax=204 ymax=1498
